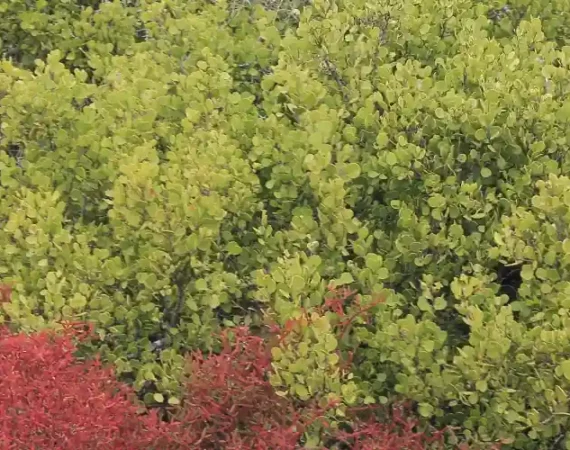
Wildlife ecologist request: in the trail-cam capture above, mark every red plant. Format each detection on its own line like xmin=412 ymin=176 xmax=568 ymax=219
xmin=161 ymin=326 xmax=316 ymax=449
xmin=0 ymin=323 xmax=164 ymax=450
xmin=332 ymin=404 xmax=446 ymax=450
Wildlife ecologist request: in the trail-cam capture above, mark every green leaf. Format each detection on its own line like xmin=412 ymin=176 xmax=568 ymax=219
xmin=271 ymin=347 xmax=283 ymax=360
xmin=417 ymin=297 xmax=432 ymax=312
xmin=290 ymin=275 xmax=305 ymax=293
xmin=520 ymin=265 xmax=534 ymax=281
xmin=428 ymin=195 xmax=446 ymax=209
xmin=481 ymin=167 xmax=492 ymax=178
xmin=208 ymin=295 xmax=221 ymax=308
xmin=418 ymin=403 xmax=434 ymax=417
xmin=559 ymin=360 xmax=570 ymax=380
xmin=474 ymin=128 xmax=487 ymax=141
xmin=226 ymin=241 xmax=243 ymax=255
xmin=168 ymin=396 xmax=181 ymax=406
xmin=313 ymin=316 xmax=331 ymax=333
xmin=422 ymin=340 xmax=434 ymax=352
xmin=195 ymin=278 xmax=208 ymax=291
xmin=365 ymin=253 xmax=383 ymax=271
xmin=295 ymin=384 xmax=310 ymax=400
xmin=385 ymin=152 xmax=398 ymax=166
xmin=324 ymin=336 xmax=338 ymax=352
xmin=344 ymin=163 xmax=361 ymax=179
xmin=505 ymin=409 xmax=520 ymax=423
xmin=476 ymin=379 xmax=488 ymax=392
xmin=419 ymin=24 xmax=430 ymax=35
xmin=70 ymin=294 xmax=87 ymax=310
xmin=153 ymin=393 xmax=164 ymax=403
xmin=336 ymin=272 xmax=354 ymax=286
xmin=343 ymin=125 xmax=358 ymax=143
xmin=434 ymin=297 xmax=447 ymax=310
xmin=328 ymin=353 xmax=340 ymax=365
xmin=377 ymin=267 xmax=389 ymax=280
xmin=376 ymin=132 xmax=390 ymax=148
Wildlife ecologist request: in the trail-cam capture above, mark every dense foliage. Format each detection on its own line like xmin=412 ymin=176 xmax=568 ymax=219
xmin=2 ymin=0 xmax=570 ymax=448
xmin=0 ymin=322 xmax=163 ymax=449
xmin=0 ymin=322 xmax=445 ymax=449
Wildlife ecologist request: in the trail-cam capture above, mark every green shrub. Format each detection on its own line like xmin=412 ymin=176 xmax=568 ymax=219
xmin=2 ymin=0 xmax=570 ymax=447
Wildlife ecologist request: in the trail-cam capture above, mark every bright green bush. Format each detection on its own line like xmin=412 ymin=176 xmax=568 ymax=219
xmin=2 ymin=0 xmax=570 ymax=447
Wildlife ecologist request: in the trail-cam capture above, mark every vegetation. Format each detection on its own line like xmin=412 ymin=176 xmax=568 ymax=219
xmin=0 ymin=320 xmax=445 ymax=449
xmin=1 ymin=0 xmax=570 ymax=448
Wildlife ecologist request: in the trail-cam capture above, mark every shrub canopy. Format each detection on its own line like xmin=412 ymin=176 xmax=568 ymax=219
xmin=2 ymin=0 xmax=570 ymax=448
